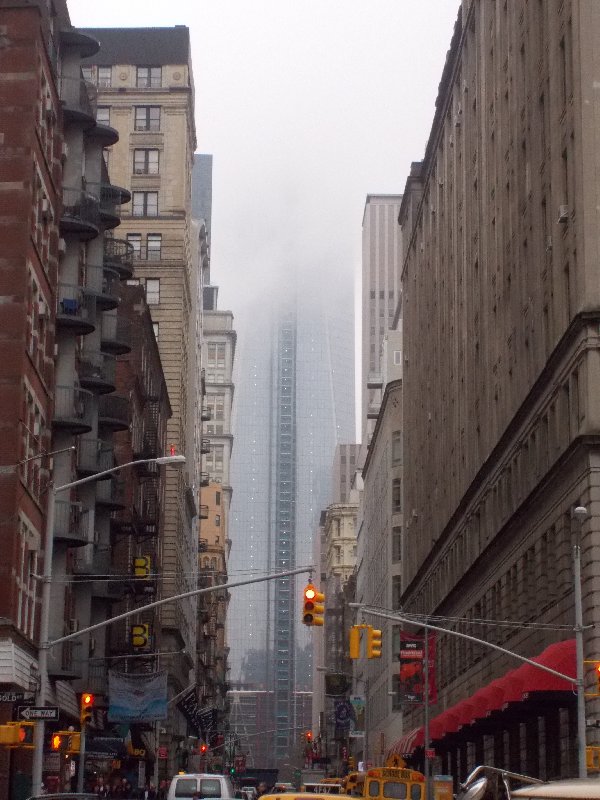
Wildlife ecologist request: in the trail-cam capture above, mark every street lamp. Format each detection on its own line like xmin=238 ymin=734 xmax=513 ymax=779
xmin=32 ymin=454 xmax=186 ymax=797
xmin=573 ymin=505 xmax=588 ymax=779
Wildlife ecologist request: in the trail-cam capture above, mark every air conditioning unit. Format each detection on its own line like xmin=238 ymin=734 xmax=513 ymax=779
xmin=58 ymin=238 xmax=66 ymax=254
xmin=134 ymin=168 xmax=146 ymax=174
xmin=558 ymin=204 xmax=569 ymax=223
xmin=61 ymin=141 xmax=69 ymax=161
xmin=37 ymin=299 xmax=48 ymax=318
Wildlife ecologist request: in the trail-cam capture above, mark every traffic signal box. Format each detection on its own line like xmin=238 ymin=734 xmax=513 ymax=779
xmin=585 ymin=660 xmax=600 ymax=696
xmin=0 ymin=722 xmax=35 ymax=748
xmin=367 ymin=627 xmax=383 ymax=659
xmin=349 ymin=624 xmax=383 ymax=659
xmin=80 ymin=692 xmax=95 ymax=725
xmin=51 ymin=731 xmax=81 ymax=754
xmin=302 ymin=584 xmax=325 ymax=626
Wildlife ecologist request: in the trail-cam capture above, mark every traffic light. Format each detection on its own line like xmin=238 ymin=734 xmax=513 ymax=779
xmin=229 ymin=767 xmax=236 ymax=777
xmin=133 ymin=555 xmax=151 ymax=577
xmin=302 ymin=584 xmax=325 ymax=626
xmin=131 ymin=623 xmax=150 ymax=649
xmin=305 ymin=731 xmax=313 ymax=744
xmin=349 ymin=625 xmax=361 ymax=659
xmin=50 ymin=731 xmax=81 ymax=754
xmin=0 ymin=722 xmax=35 ymax=748
xmin=595 ymin=662 xmax=600 ymax=694
xmin=200 ymin=742 xmax=208 ymax=754
xmin=80 ymin=692 xmax=95 ymax=725
xmin=367 ymin=626 xmax=382 ymax=658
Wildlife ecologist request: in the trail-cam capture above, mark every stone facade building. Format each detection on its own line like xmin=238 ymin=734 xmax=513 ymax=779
xmin=398 ymin=0 xmax=600 ymax=782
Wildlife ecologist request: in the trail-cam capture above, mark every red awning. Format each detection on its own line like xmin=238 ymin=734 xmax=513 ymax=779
xmin=387 ymin=640 xmax=575 ymax=757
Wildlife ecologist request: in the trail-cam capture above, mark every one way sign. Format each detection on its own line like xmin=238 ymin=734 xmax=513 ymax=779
xmin=17 ymin=706 xmax=59 ymax=721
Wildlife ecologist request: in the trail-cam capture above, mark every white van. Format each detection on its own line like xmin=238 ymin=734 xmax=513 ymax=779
xmin=168 ymin=774 xmax=235 ymax=800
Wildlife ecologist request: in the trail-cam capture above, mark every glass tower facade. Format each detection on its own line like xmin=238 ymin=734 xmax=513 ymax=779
xmin=229 ymin=280 xmax=355 ymax=765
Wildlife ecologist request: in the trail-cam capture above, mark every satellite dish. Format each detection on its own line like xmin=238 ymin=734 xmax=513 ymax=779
xmin=458 ymin=777 xmax=490 ymax=800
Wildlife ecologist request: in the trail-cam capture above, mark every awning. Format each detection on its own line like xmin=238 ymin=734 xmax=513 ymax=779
xmin=387 ymin=639 xmax=575 ymax=757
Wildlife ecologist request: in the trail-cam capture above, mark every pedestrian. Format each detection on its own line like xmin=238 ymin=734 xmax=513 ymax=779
xmin=157 ymin=780 xmax=169 ymax=800
xmin=139 ymin=782 xmax=157 ymax=800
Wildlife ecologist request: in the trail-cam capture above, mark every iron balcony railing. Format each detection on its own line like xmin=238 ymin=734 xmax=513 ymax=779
xmin=77 ymin=438 xmax=114 ymax=474
xmin=52 ymin=386 xmax=94 ymax=430
xmin=57 ymin=283 xmax=95 ymax=332
xmin=84 ymin=264 xmax=120 ymax=309
xmin=103 ymin=237 xmax=134 ymax=278
xmin=101 ymin=315 xmax=132 ymax=355
xmin=98 ymin=394 xmax=129 ymax=429
xmin=59 ymin=75 xmax=97 ymax=120
xmin=79 ymin=351 xmax=116 ymax=392
xmin=54 ymin=500 xmax=88 ymax=546
xmin=61 ymin=186 xmax=100 ymax=233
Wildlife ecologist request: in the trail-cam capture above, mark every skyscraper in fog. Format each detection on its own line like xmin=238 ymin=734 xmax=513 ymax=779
xmin=228 ymin=278 xmax=354 ymax=765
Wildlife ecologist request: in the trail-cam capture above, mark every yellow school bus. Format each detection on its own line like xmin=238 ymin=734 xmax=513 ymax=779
xmin=363 ymin=766 xmax=426 ymax=800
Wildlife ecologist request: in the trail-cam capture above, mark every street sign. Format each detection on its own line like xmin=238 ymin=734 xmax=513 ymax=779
xmin=158 ymin=746 xmax=168 ymax=759
xmin=0 ymin=692 xmax=25 ymax=703
xmin=17 ymin=706 xmax=59 ymax=721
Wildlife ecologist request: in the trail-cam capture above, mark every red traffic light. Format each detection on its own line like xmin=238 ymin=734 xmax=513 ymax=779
xmin=306 ymin=731 xmax=313 ymax=742
xmin=82 ymin=693 xmax=94 ymax=706
xmin=200 ymin=743 xmax=208 ymax=754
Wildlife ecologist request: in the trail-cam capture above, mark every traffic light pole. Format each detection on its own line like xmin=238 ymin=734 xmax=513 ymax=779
xmin=32 ymin=565 xmax=312 ymax=796
xmin=76 ymin=724 xmax=87 ymax=793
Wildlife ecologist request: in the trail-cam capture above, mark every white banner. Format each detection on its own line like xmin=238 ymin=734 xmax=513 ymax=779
xmin=108 ymin=670 xmax=167 ymax=722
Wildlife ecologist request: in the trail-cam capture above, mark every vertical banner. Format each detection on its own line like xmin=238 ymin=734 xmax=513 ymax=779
xmin=348 ymin=695 xmax=365 ymax=738
xmin=399 ymin=633 xmax=437 ymax=704
xmin=108 ymin=670 xmax=167 ymax=722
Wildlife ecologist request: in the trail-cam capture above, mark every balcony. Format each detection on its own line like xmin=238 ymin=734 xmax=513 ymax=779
xmin=88 ymin=182 xmax=131 ymax=229
xmin=95 ymin=477 xmax=126 ymax=510
xmin=54 ymin=500 xmax=88 ymax=547
xmin=60 ymin=186 xmax=100 ymax=239
xmin=104 ymin=237 xmax=134 ymax=279
xmin=85 ymin=264 xmax=120 ymax=311
xmin=98 ymin=394 xmax=129 ymax=431
xmin=56 ymin=283 xmax=95 ymax=335
xmin=101 ymin=315 xmax=132 ymax=355
xmin=59 ymin=75 xmax=97 ymax=124
xmin=199 ymin=539 xmax=208 ymax=553
xmin=200 ymin=472 xmax=209 ymax=487
xmin=79 ymin=351 xmax=116 ymax=394
xmin=201 ymin=438 xmax=211 ymax=455
xmin=92 ymin=574 xmax=127 ymax=602
xmin=199 ymin=505 xmax=209 ymax=519
xmin=52 ymin=386 xmax=93 ymax=434
xmin=201 ymin=407 xmax=212 ymax=422
xmin=77 ymin=438 xmax=114 ymax=476
xmin=89 ymin=120 xmax=119 ymax=147
xmin=134 ymin=488 xmax=159 ymax=535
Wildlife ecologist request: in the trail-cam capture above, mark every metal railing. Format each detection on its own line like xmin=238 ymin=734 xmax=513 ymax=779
xmin=59 ymin=75 xmax=97 ymax=119
xmin=79 ymin=351 xmax=116 ymax=389
xmin=77 ymin=439 xmax=114 ymax=474
xmin=57 ymin=283 xmax=95 ymax=325
xmin=131 ymin=239 xmax=186 ymax=263
xmin=98 ymin=394 xmax=129 ymax=427
xmin=103 ymin=237 xmax=134 ymax=276
xmin=101 ymin=315 xmax=132 ymax=353
xmin=61 ymin=186 xmax=100 ymax=230
xmin=53 ymin=386 xmax=93 ymax=428
xmin=54 ymin=500 xmax=87 ymax=544
xmin=85 ymin=264 xmax=120 ymax=301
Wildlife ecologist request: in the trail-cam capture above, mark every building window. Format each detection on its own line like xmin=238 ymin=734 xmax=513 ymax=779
xmin=97 ymin=66 xmax=112 ymax=87
xmin=206 ymin=444 xmax=224 ymax=475
xmin=394 ymin=350 xmax=402 ymax=365
xmin=147 ymin=233 xmax=162 ymax=260
xmin=133 ymin=148 xmax=159 ymax=175
xmin=392 ymin=575 xmax=402 ymax=609
xmin=392 ymin=526 xmax=402 ymax=563
xmin=215 ymin=491 xmax=221 ymax=505
xmin=392 ymin=478 xmax=402 ymax=513
xmin=215 ymin=514 xmax=221 ymax=527
xmin=135 ymin=106 xmax=160 ymax=131
xmin=152 ymin=322 xmax=159 ymax=342
xmin=132 ymin=191 xmax=158 ymax=217
xmin=136 ymin=66 xmax=162 ymax=88
xmin=126 ymin=233 xmax=142 ymax=258
xmin=145 ymin=278 xmax=160 ymax=305
xmin=81 ymin=67 xmax=93 ymax=82
xmin=207 ymin=342 xmax=226 ymax=369
xmin=96 ymin=106 xmax=110 ymax=126
xmin=392 ymin=430 xmax=402 ymax=465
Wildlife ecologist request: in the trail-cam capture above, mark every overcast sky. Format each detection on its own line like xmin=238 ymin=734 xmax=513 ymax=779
xmin=68 ymin=0 xmax=459 ymax=315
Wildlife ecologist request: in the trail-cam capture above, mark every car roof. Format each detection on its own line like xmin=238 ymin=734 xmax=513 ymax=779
xmin=262 ymin=795 xmax=354 ymax=800
xmin=511 ymin=780 xmax=600 ymax=799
